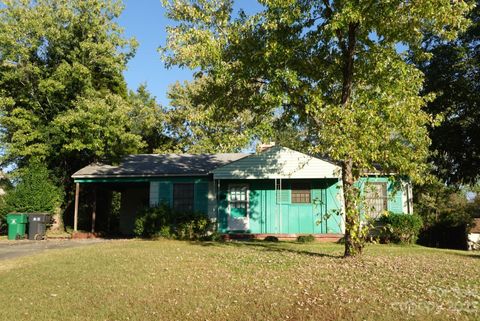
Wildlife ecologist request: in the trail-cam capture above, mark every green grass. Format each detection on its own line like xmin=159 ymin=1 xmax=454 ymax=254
xmin=0 ymin=240 xmax=478 ymax=321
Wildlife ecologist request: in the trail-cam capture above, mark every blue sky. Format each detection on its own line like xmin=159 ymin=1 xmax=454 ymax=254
xmin=117 ymin=0 xmax=189 ymax=107
xmin=118 ymin=0 xmax=262 ymax=107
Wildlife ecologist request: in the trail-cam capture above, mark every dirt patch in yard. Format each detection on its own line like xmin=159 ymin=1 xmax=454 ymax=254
xmin=0 ymin=239 xmax=110 ymax=261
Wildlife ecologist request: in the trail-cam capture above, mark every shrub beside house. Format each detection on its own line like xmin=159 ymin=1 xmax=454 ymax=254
xmin=2 ymin=163 xmax=62 ymax=222
xmin=0 ymin=171 xmax=12 ymax=234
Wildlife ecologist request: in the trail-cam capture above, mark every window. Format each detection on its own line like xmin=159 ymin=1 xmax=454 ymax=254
xmin=364 ymin=182 xmax=388 ymax=218
xmin=229 ymin=185 xmax=248 ymax=210
xmin=173 ymin=183 xmax=194 ymax=212
xmin=291 ymin=182 xmax=311 ymax=203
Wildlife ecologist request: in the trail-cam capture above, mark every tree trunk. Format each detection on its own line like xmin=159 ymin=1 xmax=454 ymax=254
xmin=341 ymin=23 xmax=358 ymax=108
xmin=50 ymin=207 xmax=64 ymax=232
xmin=342 ymin=159 xmax=361 ymax=257
xmin=340 ymin=22 xmax=360 ymax=257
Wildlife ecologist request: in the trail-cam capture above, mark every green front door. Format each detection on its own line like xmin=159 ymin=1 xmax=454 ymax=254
xmin=228 ymin=184 xmax=249 ymax=231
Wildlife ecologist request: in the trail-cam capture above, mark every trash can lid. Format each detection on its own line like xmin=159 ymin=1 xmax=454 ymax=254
xmin=6 ymin=213 xmax=29 ymax=223
xmin=28 ymin=214 xmax=50 ymax=221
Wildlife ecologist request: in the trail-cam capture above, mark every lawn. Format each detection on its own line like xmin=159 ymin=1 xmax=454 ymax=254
xmin=0 ymin=240 xmax=478 ymax=321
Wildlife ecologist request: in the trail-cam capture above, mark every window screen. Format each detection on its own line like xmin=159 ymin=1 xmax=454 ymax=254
xmin=364 ymin=182 xmax=388 ymax=218
xmin=173 ymin=183 xmax=194 ymax=212
xmin=291 ymin=182 xmax=311 ymax=203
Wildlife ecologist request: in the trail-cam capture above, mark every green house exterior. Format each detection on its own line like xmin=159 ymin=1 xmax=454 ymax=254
xmin=357 ymin=176 xmax=408 ymax=214
xmin=72 ymin=146 xmax=413 ymax=236
xmin=214 ymin=178 xmax=343 ymax=234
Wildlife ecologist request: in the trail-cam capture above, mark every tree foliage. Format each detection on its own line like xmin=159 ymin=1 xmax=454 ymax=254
xmin=415 ymin=181 xmax=477 ymax=249
xmin=129 ymin=84 xmax=173 ymax=154
xmin=0 ymin=172 xmax=11 ymax=230
xmin=419 ymin=1 xmax=480 ymax=185
xmin=165 ymin=78 xmax=264 ymax=153
xmin=3 ymin=162 xmax=63 ymax=214
xmin=161 ymin=0 xmax=472 ymax=256
xmin=0 ymin=0 xmax=167 ymax=188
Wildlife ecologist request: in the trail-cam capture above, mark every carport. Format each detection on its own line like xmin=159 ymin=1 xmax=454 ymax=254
xmin=71 ymin=162 xmax=151 ymax=235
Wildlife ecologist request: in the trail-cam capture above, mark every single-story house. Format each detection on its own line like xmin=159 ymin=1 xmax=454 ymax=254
xmin=468 ymin=218 xmax=480 ymax=250
xmin=71 ymin=145 xmax=413 ymax=238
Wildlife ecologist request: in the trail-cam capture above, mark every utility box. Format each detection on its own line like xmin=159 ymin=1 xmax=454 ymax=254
xmin=28 ymin=213 xmax=51 ymax=240
xmin=6 ymin=213 xmax=28 ymax=240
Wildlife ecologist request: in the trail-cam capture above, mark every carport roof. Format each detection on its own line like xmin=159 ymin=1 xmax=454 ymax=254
xmin=72 ymin=153 xmax=249 ymax=180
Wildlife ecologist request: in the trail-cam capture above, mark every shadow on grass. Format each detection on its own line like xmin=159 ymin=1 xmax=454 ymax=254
xmin=191 ymin=240 xmax=342 ymax=259
xmin=450 ymin=252 xmax=480 ymax=259
xmin=410 ymin=244 xmax=480 ymax=259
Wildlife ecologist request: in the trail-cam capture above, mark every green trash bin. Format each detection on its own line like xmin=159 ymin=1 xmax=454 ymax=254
xmin=7 ymin=213 xmax=28 ymax=240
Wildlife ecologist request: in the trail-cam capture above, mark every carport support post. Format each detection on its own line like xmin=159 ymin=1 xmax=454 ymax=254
xmin=91 ymin=186 xmax=96 ymax=233
xmin=74 ymin=183 xmax=80 ymax=232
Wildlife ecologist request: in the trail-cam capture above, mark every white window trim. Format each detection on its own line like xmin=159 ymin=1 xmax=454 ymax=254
xmin=227 ymin=184 xmax=250 ymax=230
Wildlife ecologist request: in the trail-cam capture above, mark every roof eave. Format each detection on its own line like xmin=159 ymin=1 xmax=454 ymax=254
xmin=72 ymin=173 xmax=211 ymax=179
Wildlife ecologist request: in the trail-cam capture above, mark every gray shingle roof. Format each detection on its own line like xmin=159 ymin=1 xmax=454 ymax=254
xmin=72 ymin=153 xmax=250 ymax=178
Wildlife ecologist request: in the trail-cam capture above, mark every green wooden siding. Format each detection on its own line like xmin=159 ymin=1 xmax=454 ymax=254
xmin=218 ymin=179 xmax=343 ymax=234
xmin=217 ymin=177 xmax=406 ymax=234
xmin=80 ymin=175 xmax=406 ymax=234
xmin=276 ymin=188 xmax=290 ymax=204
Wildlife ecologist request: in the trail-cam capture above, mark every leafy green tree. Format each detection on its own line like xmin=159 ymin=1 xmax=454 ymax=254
xmin=165 ymin=78 xmax=265 ymax=153
xmin=0 ymin=171 xmax=12 ymax=231
xmin=3 ymin=162 xmax=63 ymax=214
xmin=0 ymin=0 xmax=142 ymax=186
xmin=419 ymin=1 xmax=480 ymax=185
xmin=414 ymin=181 xmax=476 ymax=249
xmin=0 ymin=171 xmax=11 ymax=193
xmin=51 ymin=93 xmax=145 ymax=162
xmin=128 ymin=84 xmax=174 ymax=154
xmin=161 ymin=0 xmax=472 ymax=256
xmin=166 ymin=77 xmax=314 ymax=153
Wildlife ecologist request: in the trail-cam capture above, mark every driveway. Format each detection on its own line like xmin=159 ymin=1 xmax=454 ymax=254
xmin=0 ymin=239 xmax=109 ymax=261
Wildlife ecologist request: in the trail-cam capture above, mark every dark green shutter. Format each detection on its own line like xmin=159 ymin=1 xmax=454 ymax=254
xmin=194 ymin=182 xmax=209 ymax=214
xmin=158 ymin=181 xmax=172 ymax=206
